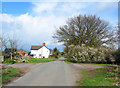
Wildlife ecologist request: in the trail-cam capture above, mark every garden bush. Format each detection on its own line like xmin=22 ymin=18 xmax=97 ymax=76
xmin=2 ymin=59 xmax=16 ymax=64
xmin=4 ymin=54 xmax=11 ymax=59
xmin=67 ymin=44 xmax=116 ymax=64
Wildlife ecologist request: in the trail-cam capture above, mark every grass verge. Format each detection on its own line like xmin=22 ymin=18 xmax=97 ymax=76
xmin=2 ymin=66 xmax=20 ymax=84
xmin=1 ymin=58 xmax=58 ymax=64
xmin=64 ymin=60 xmax=119 ymax=67
xmin=76 ymin=68 xmax=119 ymax=86
xmin=28 ymin=58 xmax=57 ymax=63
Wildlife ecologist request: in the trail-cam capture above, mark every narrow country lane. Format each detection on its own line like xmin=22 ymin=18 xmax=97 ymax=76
xmin=7 ymin=57 xmax=77 ymax=86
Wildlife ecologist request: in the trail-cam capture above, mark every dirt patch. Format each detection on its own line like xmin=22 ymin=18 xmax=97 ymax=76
xmin=68 ymin=63 xmax=120 ymax=86
xmin=1 ymin=63 xmax=43 ymax=86
xmin=71 ymin=64 xmax=105 ymax=70
xmin=2 ymin=63 xmax=42 ymax=74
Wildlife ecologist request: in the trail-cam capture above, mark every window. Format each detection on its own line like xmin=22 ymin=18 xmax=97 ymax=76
xmin=30 ymin=54 xmax=34 ymax=57
xmin=31 ymin=54 xmax=36 ymax=56
xmin=39 ymin=54 xmax=41 ymax=56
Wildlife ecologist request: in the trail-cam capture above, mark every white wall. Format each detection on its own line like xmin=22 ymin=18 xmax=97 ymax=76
xmin=31 ymin=50 xmax=40 ymax=58
xmin=41 ymin=46 xmax=50 ymax=58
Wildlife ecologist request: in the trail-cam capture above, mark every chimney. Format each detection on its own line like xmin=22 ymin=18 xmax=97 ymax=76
xmin=43 ymin=42 xmax=46 ymax=46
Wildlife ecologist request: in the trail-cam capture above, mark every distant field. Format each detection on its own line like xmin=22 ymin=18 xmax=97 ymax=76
xmin=28 ymin=58 xmax=57 ymax=63
xmin=1 ymin=58 xmax=58 ymax=64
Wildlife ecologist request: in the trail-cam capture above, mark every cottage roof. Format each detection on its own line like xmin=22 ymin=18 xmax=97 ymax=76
xmin=17 ymin=49 xmax=28 ymax=53
xmin=31 ymin=46 xmax=42 ymax=50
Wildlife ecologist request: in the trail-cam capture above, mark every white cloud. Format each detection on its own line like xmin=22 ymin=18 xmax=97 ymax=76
xmin=59 ymin=3 xmax=86 ymax=12
xmin=32 ymin=2 xmax=57 ymax=14
xmin=31 ymin=2 xmax=90 ymax=17
xmin=95 ymin=2 xmax=117 ymax=11
xmin=16 ymin=13 xmax=66 ymax=37
xmin=44 ymin=40 xmax=64 ymax=46
xmin=1 ymin=14 xmax=14 ymax=23
xmin=1 ymin=12 xmax=66 ymax=48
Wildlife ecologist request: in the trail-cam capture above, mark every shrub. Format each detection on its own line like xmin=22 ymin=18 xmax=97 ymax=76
xmin=4 ymin=54 xmax=11 ymax=59
xmin=67 ymin=44 xmax=116 ymax=64
xmin=2 ymin=59 xmax=16 ymax=64
xmin=112 ymin=49 xmax=120 ymax=64
xmin=50 ymin=53 xmax=58 ymax=58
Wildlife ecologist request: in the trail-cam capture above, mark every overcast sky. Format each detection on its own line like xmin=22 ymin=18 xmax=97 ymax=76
xmin=1 ymin=0 xmax=119 ymax=52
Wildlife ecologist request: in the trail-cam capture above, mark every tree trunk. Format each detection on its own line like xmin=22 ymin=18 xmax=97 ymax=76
xmin=10 ymin=52 xmax=12 ymax=60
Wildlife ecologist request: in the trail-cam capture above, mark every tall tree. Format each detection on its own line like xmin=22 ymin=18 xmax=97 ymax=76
xmin=53 ymin=14 xmax=117 ymax=47
xmin=8 ymin=35 xmax=19 ymax=60
xmin=52 ymin=47 xmax=60 ymax=58
xmin=53 ymin=47 xmax=59 ymax=53
xmin=0 ymin=32 xmax=23 ymax=60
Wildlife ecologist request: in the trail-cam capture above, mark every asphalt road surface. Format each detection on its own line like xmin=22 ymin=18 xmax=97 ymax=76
xmin=57 ymin=57 xmax=66 ymax=61
xmin=8 ymin=57 xmax=76 ymax=86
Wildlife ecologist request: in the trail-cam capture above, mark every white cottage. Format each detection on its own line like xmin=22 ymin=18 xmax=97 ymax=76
xmin=31 ymin=43 xmax=51 ymax=58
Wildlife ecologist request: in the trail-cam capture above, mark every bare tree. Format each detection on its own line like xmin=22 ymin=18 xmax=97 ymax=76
xmin=118 ymin=23 xmax=120 ymax=49
xmin=0 ymin=33 xmax=8 ymax=51
xmin=0 ymin=32 xmax=23 ymax=60
xmin=53 ymin=14 xmax=117 ymax=47
xmin=8 ymin=34 xmax=20 ymax=60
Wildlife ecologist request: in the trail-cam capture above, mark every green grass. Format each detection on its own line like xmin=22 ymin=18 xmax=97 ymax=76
xmin=2 ymin=59 xmax=17 ymax=64
xmin=100 ymin=64 xmax=119 ymax=67
xmin=65 ymin=59 xmax=119 ymax=86
xmin=28 ymin=58 xmax=57 ymax=63
xmin=1 ymin=57 xmax=58 ymax=64
xmin=77 ymin=68 xmax=119 ymax=86
xmin=2 ymin=67 xmax=20 ymax=84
